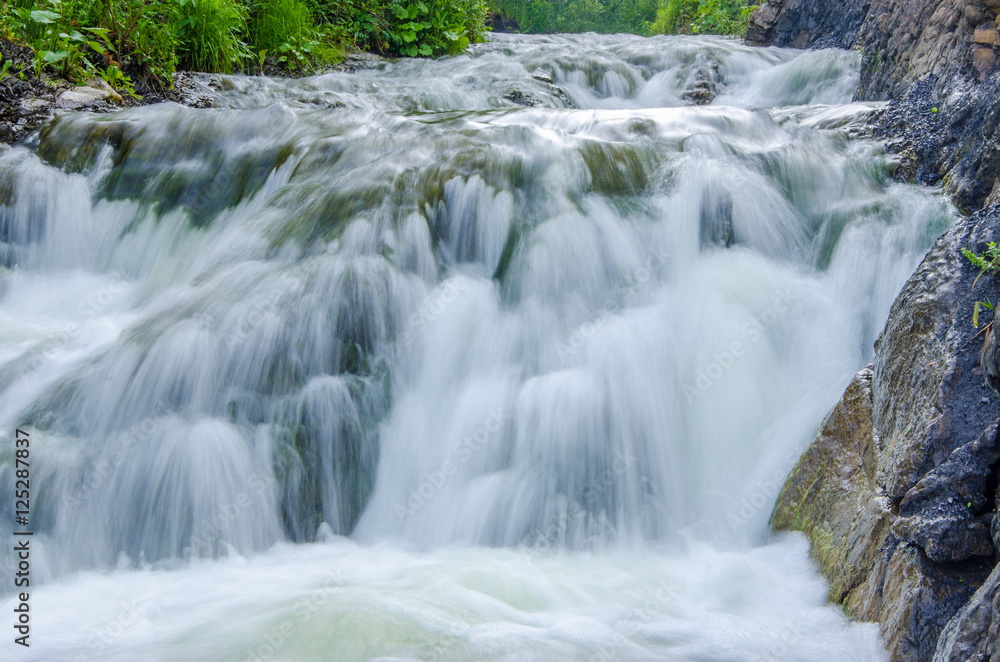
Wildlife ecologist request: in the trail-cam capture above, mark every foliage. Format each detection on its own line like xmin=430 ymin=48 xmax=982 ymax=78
xmin=386 ymin=0 xmax=487 ymax=56
xmin=250 ymin=0 xmax=311 ymax=54
xmin=489 ymin=0 xmax=659 ymax=35
xmin=648 ymin=0 xmax=753 ymax=36
xmin=962 ymin=243 xmax=1000 ymax=328
xmin=174 ymin=0 xmax=252 ymax=74
xmin=314 ymin=0 xmax=489 ymax=57
xmin=0 ymin=0 xmax=490 ymax=96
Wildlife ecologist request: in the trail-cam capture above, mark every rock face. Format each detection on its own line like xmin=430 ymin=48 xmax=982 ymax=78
xmin=772 ymin=206 xmax=1000 ymax=659
xmin=748 ymin=0 xmax=996 ymax=99
xmin=749 ymin=0 xmax=1000 ymax=211
xmin=756 ymin=0 xmax=1000 ymax=654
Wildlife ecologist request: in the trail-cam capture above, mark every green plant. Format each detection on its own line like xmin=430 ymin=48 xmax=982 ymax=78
xmin=100 ymin=62 xmax=137 ymax=96
xmin=252 ymin=0 xmax=313 ymax=53
xmin=93 ymin=0 xmax=180 ymax=87
xmin=648 ymin=0 xmax=750 ymax=35
xmin=176 ymin=0 xmax=252 ymax=74
xmin=385 ymin=0 xmax=488 ymax=57
xmin=0 ymin=59 xmax=11 ymax=83
xmin=963 ymin=242 xmax=1000 ymax=327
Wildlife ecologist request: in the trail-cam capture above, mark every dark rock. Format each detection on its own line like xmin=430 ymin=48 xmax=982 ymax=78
xmin=980 ymin=312 xmax=1000 ymax=393
xmin=772 ymin=204 xmax=1000 ymax=659
xmin=934 ymin=564 xmax=1000 ymax=661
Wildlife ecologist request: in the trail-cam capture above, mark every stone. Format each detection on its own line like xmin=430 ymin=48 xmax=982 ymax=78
xmin=973 ymin=28 xmax=998 ymax=44
xmin=56 ymin=85 xmax=115 ymax=109
xmin=979 ymin=314 xmax=1000 ymax=393
xmin=772 ymin=208 xmax=1000 ymax=660
xmin=934 ymin=564 xmax=1000 ymax=661
xmin=19 ymin=97 xmax=51 ymax=113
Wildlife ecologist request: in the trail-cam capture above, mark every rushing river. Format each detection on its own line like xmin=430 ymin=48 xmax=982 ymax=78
xmin=0 ymin=33 xmax=953 ymax=660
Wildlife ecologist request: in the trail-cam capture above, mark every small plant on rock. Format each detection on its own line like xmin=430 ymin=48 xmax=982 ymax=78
xmin=962 ymin=242 xmax=1000 ymax=327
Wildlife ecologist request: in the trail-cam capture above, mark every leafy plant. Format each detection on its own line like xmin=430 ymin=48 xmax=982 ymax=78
xmin=963 ymin=242 xmax=1000 ymax=328
xmin=385 ymin=0 xmax=488 ymax=57
xmin=648 ymin=0 xmax=751 ymax=35
xmin=491 ymin=0 xmax=659 ymax=34
xmin=100 ymin=62 xmax=137 ymax=96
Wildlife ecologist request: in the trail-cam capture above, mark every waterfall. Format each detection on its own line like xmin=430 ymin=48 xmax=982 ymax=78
xmin=0 ymin=34 xmax=952 ymax=661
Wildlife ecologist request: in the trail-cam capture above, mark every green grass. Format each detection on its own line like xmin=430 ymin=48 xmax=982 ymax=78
xmin=251 ymin=0 xmax=313 ymax=54
xmin=176 ymin=0 xmax=252 ymax=74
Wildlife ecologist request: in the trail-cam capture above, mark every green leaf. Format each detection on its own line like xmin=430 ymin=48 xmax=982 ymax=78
xmin=419 ymin=43 xmax=432 ymax=56
xmin=29 ymin=10 xmax=60 ymax=24
xmin=43 ymin=50 xmax=69 ymax=63
xmin=974 ymin=301 xmax=981 ymax=329
xmin=88 ymin=41 xmax=106 ymax=55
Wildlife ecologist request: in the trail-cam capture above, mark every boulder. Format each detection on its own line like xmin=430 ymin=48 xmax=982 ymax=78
xmin=771 ymin=205 xmax=1000 ymax=660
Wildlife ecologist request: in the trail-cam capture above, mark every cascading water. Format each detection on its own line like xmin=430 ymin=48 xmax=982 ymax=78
xmin=0 ymin=33 xmax=953 ymax=660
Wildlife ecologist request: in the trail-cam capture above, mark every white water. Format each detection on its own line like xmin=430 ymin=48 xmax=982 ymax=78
xmin=0 ymin=34 xmax=952 ymax=660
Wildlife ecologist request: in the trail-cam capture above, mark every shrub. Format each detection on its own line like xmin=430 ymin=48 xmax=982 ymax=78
xmin=489 ymin=0 xmax=659 ymax=35
xmin=648 ymin=0 xmax=752 ymax=36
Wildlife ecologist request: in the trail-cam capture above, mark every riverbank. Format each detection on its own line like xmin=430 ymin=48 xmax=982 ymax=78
xmin=0 ymin=36 xmax=394 ymax=146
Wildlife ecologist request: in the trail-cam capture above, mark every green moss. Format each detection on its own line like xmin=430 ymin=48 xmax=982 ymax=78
xmin=578 ymin=140 xmax=656 ymax=197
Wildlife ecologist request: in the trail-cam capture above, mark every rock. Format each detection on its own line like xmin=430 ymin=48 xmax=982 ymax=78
xmin=56 ymin=85 xmax=116 ymax=109
xmin=972 ymin=46 xmax=997 ymax=79
xmin=772 ymin=205 xmax=1000 ymax=660
xmin=19 ymin=98 xmax=50 ymax=113
xmin=980 ymin=314 xmax=1000 ymax=393
xmin=934 ymin=564 xmax=1000 ymax=661
xmin=972 ymin=28 xmax=997 ymax=44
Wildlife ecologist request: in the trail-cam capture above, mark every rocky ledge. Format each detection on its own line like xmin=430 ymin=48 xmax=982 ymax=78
xmin=752 ymin=0 xmax=1000 ymax=659
xmin=0 ymin=39 xmax=387 ymax=147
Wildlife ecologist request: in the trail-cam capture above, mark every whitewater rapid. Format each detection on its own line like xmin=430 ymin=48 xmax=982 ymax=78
xmin=0 ymin=33 xmax=952 ymax=660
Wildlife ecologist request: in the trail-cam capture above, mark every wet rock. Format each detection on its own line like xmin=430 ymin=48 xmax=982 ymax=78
xmin=503 ymin=89 xmax=538 ymax=106
xmin=980 ymin=315 xmax=1000 ymax=393
xmin=682 ymin=79 xmax=716 ymax=105
xmin=772 ymin=204 xmax=1000 ymax=660
xmin=934 ymin=564 xmax=1000 ymax=661
xmin=973 ymin=28 xmax=998 ymax=44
